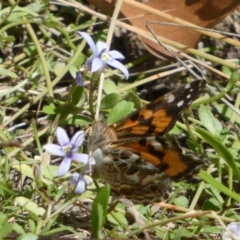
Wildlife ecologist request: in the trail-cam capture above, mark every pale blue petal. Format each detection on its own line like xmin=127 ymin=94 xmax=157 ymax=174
xmin=222 ymin=222 xmax=240 ymax=240
xmin=75 ymin=72 xmax=84 ymax=86
xmin=56 ymin=127 xmax=70 ymax=146
xmin=106 ymin=59 xmax=129 ymax=79
xmin=91 ymin=58 xmax=105 ymax=72
xmin=69 ymin=172 xmax=86 ymax=194
xmin=84 ymin=175 xmax=93 ymax=186
xmin=108 ymin=50 xmax=125 ymax=60
xmin=43 ymin=144 xmax=65 ymax=156
xmin=75 ymin=178 xmax=86 ymax=194
xmin=78 ymin=32 xmax=98 ymax=55
xmin=71 ymin=153 xmax=89 ymax=164
xmin=96 ymin=41 xmax=108 ymax=54
xmin=86 ymin=56 xmax=93 ymax=70
xmin=69 ymin=172 xmax=80 ymax=186
xmin=71 ymin=130 xmax=84 ymax=151
xmin=58 ymin=157 xmax=71 ymax=177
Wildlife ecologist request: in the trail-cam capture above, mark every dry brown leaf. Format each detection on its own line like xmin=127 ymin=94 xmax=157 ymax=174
xmin=87 ymin=0 xmax=240 ymax=58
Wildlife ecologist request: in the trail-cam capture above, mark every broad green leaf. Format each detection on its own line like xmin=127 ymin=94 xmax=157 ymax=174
xmin=0 ymin=67 xmax=18 ymax=78
xmin=91 ymin=185 xmax=110 ymax=239
xmin=107 ymin=100 xmax=134 ymax=125
xmin=203 ymin=198 xmax=222 ymax=211
xmin=197 ymin=127 xmax=240 ymax=181
xmin=222 ymin=66 xmax=232 ymax=76
xmin=67 ymin=115 xmax=92 ymax=126
xmin=123 ymin=92 xmax=142 ymax=109
xmin=173 ymin=196 xmax=189 ymax=207
xmin=12 ymin=165 xmax=34 ymax=179
xmin=100 ymin=93 xmax=121 ymax=110
xmin=202 ymin=226 xmax=222 ymax=234
xmin=0 ymin=221 xmax=12 ymax=239
xmin=53 ymin=62 xmax=66 ymax=76
xmin=198 ymin=105 xmax=222 ymax=135
xmin=107 ymin=210 xmax=128 ymax=227
xmin=17 ymin=233 xmax=38 ymax=240
xmin=103 ymin=79 xmax=117 ymax=94
xmin=25 ymin=1 xmax=44 ymax=12
xmin=42 ymin=104 xmax=56 ymax=115
xmin=41 ymin=165 xmax=58 ymax=179
xmin=68 ymin=65 xmax=78 ymax=79
xmin=28 ymin=219 xmax=36 ymax=233
xmin=15 ymin=197 xmax=46 ymax=217
xmin=72 ymin=86 xmax=83 ymax=106
xmin=12 ymin=223 xmax=25 ymax=234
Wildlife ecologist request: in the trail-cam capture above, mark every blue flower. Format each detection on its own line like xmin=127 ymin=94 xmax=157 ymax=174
xmin=78 ymin=32 xmax=129 ymax=79
xmin=43 ymin=127 xmax=94 ymax=177
xmin=76 ymin=71 xmax=84 ymax=86
xmin=69 ymin=172 xmax=93 ymax=194
xmin=222 ymin=222 xmax=240 ymax=240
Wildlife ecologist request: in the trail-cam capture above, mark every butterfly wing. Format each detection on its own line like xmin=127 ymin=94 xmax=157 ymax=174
xmin=114 ymin=80 xmax=206 ymax=137
xmin=93 ymin=137 xmax=208 ymax=204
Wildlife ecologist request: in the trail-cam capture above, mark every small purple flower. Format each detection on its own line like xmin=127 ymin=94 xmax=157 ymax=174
xmin=222 ymin=222 xmax=240 ymax=240
xmin=43 ymin=127 xmax=90 ymax=177
xmin=78 ymin=32 xmax=129 ymax=79
xmin=76 ymin=71 xmax=84 ymax=86
xmin=70 ymin=172 xmax=93 ymax=194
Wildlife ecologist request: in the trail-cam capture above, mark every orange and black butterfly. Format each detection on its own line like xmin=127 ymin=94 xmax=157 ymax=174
xmin=89 ymin=80 xmax=208 ymax=204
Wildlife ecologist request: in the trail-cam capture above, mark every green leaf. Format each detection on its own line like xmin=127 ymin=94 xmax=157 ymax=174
xmin=24 ymin=39 xmax=36 ymax=56
xmin=202 ymin=226 xmax=222 ymax=234
xmin=67 ymin=115 xmax=92 ymax=126
xmin=0 ymin=67 xmax=18 ymax=78
xmin=28 ymin=219 xmax=36 ymax=233
xmin=103 ymin=79 xmax=117 ymax=94
xmin=12 ymin=165 xmax=34 ymax=179
xmin=42 ymin=104 xmax=56 ymax=115
xmin=203 ymin=197 xmax=222 ymax=211
xmin=123 ymin=92 xmax=142 ymax=109
xmin=107 ymin=100 xmax=134 ymax=125
xmin=107 ymin=210 xmax=128 ymax=227
xmin=16 ymin=233 xmax=38 ymax=240
xmin=0 ymin=213 xmax=13 ymax=238
xmin=198 ymin=105 xmax=222 ymax=135
xmin=91 ymin=185 xmax=110 ymax=239
xmin=68 ymin=65 xmax=78 ymax=79
xmin=72 ymin=86 xmax=83 ymax=106
xmin=53 ymin=62 xmax=66 ymax=76
xmin=222 ymin=65 xmax=232 ymax=76
xmin=12 ymin=223 xmax=25 ymax=234
xmin=15 ymin=197 xmax=46 ymax=217
xmin=199 ymin=170 xmax=240 ymax=202
xmin=100 ymin=93 xmax=121 ymax=110
xmin=197 ymin=127 xmax=240 ymax=181
xmin=0 ymin=221 xmax=12 ymax=239
xmin=173 ymin=196 xmax=189 ymax=207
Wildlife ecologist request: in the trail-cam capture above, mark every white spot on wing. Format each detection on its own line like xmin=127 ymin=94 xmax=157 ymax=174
xmin=167 ymin=94 xmax=175 ymax=103
xmin=185 ymin=83 xmax=191 ymax=89
xmin=177 ymin=100 xmax=184 ymax=107
xmin=186 ymin=94 xmax=191 ymax=99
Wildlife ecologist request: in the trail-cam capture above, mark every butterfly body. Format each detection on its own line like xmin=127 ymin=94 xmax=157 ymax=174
xmin=90 ymin=80 xmax=208 ymax=204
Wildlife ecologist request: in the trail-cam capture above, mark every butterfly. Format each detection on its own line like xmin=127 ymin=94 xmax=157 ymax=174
xmin=89 ymin=80 xmax=208 ymax=204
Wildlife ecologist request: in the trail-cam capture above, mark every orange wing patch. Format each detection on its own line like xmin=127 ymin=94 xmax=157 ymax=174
xmin=162 ymin=149 xmax=188 ymax=177
xmin=117 ymin=136 xmax=208 ymax=181
xmin=115 ymin=108 xmax=173 ymax=136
